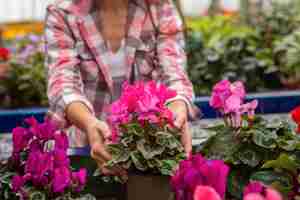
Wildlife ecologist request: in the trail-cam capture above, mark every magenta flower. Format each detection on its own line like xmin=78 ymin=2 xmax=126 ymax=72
xmin=209 ymin=80 xmax=231 ymax=109
xmin=12 ymin=127 xmax=33 ymax=153
xmin=26 ymin=117 xmax=57 ymax=141
xmin=194 ymin=186 xmax=222 ymax=200
xmin=52 ymin=166 xmax=71 ymax=193
xmin=243 ymin=181 xmax=282 ymax=200
xmin=53 ymin=148 xmax=70 ymax=168
xmin=210 ymin=80 xmax=258 ymax=128
xmin=9 ymin=117 xmax=90 ymax=195
xmin=25 ymin=150 xmax=53 ymax=186
xmin=12 ymin=175 xmax=25 ymax=192
xmin=230 ymin=81 xmax=246 ymax=99
xmin=108 ymin=81 xmax=177 ymax=138
xmin=224 ymin=95 xmax=243 ymax=114
xmin=54 ymin=132 xmax=69 ymax=151
xmin=72 ymin=168 xmax=87 ymax=192
xmin=170 ymin=154 xmax=230 ymax=200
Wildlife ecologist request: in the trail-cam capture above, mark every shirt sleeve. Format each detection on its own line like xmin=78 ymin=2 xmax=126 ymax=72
xmin=155 ymin=0 xmax=197 ymax=118
xmin=45 ymin=5 xmax=94 ymax=128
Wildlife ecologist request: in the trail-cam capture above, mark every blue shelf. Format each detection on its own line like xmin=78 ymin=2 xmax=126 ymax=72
xmin=1 ymin=90 xmax=300 ymax=133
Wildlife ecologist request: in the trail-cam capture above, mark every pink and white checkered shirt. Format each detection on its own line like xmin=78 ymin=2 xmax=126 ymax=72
xmin=45 ymin=0 xmax=195 ymax=147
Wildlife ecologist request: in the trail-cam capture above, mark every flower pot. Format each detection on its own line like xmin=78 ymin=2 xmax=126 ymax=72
xmin=127 ymin=174 xmax=173 ymax=200
xmin=280 ymin=74 xmax=300 ymax=90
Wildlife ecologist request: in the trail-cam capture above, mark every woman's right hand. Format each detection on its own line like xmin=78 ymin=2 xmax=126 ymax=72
xmin=66 ymin=102 xmax=127 ymax=178
xmin=85 ymin=119 xmax=127 ymax=178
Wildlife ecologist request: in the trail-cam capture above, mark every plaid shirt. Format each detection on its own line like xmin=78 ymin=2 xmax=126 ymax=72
xmin=45 ymin=0 xmax=195 ymax=147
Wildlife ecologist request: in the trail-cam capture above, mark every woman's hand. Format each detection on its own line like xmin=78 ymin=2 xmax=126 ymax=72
xmin=85 ymin=119 xmax=127 ymax=178
xmin=167 ymin=100 xmax=192 ymax=157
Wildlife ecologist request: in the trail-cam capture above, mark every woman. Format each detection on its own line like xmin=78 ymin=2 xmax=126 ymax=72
xmin=45 ymin=0 xmax=196 ymax=175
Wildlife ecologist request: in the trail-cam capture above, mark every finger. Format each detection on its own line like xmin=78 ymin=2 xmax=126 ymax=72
xmin=174 ymin=113 xmax=186 ymax=130
xmin=91 ymin=142 xmax=112 ymax=161
xmin=97 ymin=121 xmax=112 ymax=139
xmin=181 ymin=122 xmax=192 ymax=157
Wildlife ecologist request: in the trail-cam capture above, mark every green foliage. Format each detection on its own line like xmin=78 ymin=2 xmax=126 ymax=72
xmin=0 ymin=35 xmax=47 ymax=108
xmin=275 ymin=28 xmax=300 ymax=78
xmin=199 ymin=117 xmax=300 ymax=198
xmin=106 ymin=122 xmax=185 ymax=178
xmin=186 ymin=17 xmax=281 ymax=96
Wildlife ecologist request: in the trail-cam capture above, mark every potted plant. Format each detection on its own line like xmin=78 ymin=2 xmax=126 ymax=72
xmin=274 ymin=29 xmax=300 ymax=89
xmin=0 ymin=34 xmax=47 ymax=108
xmin=0 ymin=117 xmax=96 ymax=200
xmin=0 ymin=47 xmax=10 ymax=79
xmin=99 ymin=81 xmax=186 ymax=200
xmin=197 ymin=80 xmax=300 ymax=200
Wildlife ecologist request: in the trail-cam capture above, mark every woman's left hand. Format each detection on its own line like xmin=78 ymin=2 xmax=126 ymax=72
xmin=168 ymin=100 xmax=192 ymax=157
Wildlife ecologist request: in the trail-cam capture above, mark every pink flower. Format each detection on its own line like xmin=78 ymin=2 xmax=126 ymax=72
xmin=230 ymin=81 xmax=246 ymax=99
xmin=171 ymin=154 xmax=230 ymax=200
xmin=72 ymin=168 xmax=87 ymax=192
xmin=243 ymin=182 xmax=282 ymax=200
xmin=12 ymin=127 xmax=33 ymax=153
xmin=25 ymin=150 xmax=54 ymax=186
xmin=109 ymin=81 xmax=177 ymax=137
xmin=52 ymin=166 xmax=71 ymax=193
xmin=54 ymin=132 xmax=69 ymax=151
xmin=224 ymin=95 xmax=243 ymax=114
xmin=53 ymin=148 xmax=70 ymax=168
xmin=210 ymin=80 xmax=231 ymax=109
xmin=12 ymin=175 xmax=25 ymax=192
xmin=194 ymin=186 xmax=222 ymax=200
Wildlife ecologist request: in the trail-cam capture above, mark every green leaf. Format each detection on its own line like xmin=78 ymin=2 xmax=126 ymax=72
xmin=250 ymin=171 xmax=293 ymax=196
xmin=159 ymin=160 xmax=178 ymax=176
xmin=227 ymin=168 xmax=250 ymax=199
xmin=262 ymin=153 xmax=300 ymax=174
xmin=137 ymin=139 xmax=165 ymax=160
xmin=29 ymin=191 xmax=46 ymax=200
xmin=130 ymin=151 xmax=148 ymax=171
xmin=121 ymin=135 xmax=134 ymax=147
xmin=237 ymin=147 xmax=261 ymax=167
xmin=252 ymin=129 xmax=277 ymax=149
xmin=124 ymin=123 xmax=144 ymax=137
xmin=107 ymin=144 xmax=130 ymax=162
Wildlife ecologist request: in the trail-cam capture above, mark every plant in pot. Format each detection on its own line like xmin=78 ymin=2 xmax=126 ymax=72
xmin=0 ymin=47 xmax=10 ymax=79
xmin=0 ymin=117 xmax=96 ymax=200
xmin=0 ymin=34 xmax=47 ymax=108
xmin=197 ymin=80 xmax=300 ymax=200
xmin=186 ymin=17 xmax=281 ymax=96
xmin=274 ymin=28 xmax=300 ymax=89
xmin=98 ymin=81 xmax=186 ymax=200
xmin=170 ymin=154 xmax=282 ymax=200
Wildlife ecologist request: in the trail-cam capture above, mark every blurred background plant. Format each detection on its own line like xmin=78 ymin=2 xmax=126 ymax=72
xmin=186 ymin=16 xmax=281 ymax=96
xmin=0 ymin=34 xmax=47 ymax=108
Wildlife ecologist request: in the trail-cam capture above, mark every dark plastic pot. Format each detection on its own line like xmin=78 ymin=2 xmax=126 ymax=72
xmin=127 ymin=173 xmax=173 ymax=200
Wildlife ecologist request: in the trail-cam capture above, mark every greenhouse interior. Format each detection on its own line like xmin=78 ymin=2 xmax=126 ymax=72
xmin=1 ymin=0 xmax=300 ymax=200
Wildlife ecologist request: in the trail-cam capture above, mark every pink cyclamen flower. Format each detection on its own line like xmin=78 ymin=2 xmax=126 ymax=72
xmin=224 ymin=95 xmax=243 ymax=114
xmin=230 ymin=81 xmax=246 ymax=100
xmin=52 ymin=166 xmax=71 ymax=193
xmin=72 ymin=168 xmax=87 ymax=192
xmin=244 ymin=189 xmax=282 ymax=200
xmin=243 ymin=182 xmax=282 ymax=200
xmin=171 ymin=154 xmax=230 ymax=200
xmin=12 ymin=127 xmax=33 ymax=153
xmin=12 ymin=175 xmax=25 ymax=192
xmin=25 ymin=150 xmax=54 ymax=186
xmin=209 ymin=80 xmax=231 ymax=109
xmin=194 ymin=186 xmax=222 ymax=200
